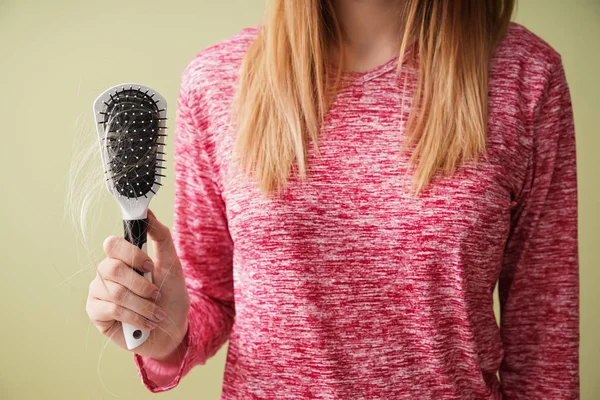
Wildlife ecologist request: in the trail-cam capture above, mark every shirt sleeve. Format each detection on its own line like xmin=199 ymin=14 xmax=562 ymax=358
xmin=132 ymin=64 xmax=236 ymax=393
xmin=498 ymin=57 xmax=579 ymax=399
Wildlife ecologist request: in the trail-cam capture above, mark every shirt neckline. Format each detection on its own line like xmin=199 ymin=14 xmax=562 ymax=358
xmin=327 ymin=44 xmax=415 ymax=85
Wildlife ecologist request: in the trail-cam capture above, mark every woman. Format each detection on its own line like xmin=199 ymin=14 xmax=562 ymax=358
xmin=86 ymin=0 xmax=579 ymax=398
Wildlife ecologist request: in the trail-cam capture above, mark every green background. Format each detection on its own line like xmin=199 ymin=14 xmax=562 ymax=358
xmin=1 ymin=1 xmax=598 ymax=399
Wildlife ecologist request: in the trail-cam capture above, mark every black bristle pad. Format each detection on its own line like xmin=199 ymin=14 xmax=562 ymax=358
xmin=101 ymin=87 xmax=165 ymax=199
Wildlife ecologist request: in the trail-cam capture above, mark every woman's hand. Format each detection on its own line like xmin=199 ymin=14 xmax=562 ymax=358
xmin=86 ymin=208 xmax=190 ymax=360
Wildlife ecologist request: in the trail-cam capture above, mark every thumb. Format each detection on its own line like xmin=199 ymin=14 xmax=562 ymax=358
xmin=146 ymin=208 xmax=176 ymax=257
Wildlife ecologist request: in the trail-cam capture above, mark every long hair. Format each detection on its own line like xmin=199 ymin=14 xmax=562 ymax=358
xmin=231 ymin=0 xmax=516 ymax=197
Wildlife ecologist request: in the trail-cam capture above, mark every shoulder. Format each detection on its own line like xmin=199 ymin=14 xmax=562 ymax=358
xmin=491 ymin=22 xmax=567 ymax=120
xmin=495 ymin=22 xmax=563 ymax=74
xmin=487 ymin=23 xmax=572 ymax=197
xmin=180 ymin=25 xmax=262 ymax=96
xmin=175 ymin=26 xmax=262 ymax=176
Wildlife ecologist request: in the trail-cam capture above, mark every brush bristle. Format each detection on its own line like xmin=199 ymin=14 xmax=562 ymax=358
xmin=99 ymin=86 xmax=167 ymax=199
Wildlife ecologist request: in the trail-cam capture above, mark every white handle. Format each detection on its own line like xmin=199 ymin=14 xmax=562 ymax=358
xmin=123 ymin=241 xmax=152 ymax=350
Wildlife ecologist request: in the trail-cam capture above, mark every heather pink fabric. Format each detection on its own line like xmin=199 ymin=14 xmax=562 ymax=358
xmin=133 ymin=22 xmax=579 ymax=399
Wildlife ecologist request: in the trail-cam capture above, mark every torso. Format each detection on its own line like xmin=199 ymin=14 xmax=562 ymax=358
xmin=185 ymin=22 xmax=561 ymax=399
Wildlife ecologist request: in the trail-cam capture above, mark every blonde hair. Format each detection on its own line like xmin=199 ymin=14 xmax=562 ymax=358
xmin=231 ymin=0 xmax=516 ymax=197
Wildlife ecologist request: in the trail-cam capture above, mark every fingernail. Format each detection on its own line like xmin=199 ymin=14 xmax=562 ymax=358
xmin=154 ymin=308 xmax=166 ymax=321
xmin=146 ymin=319 xmax=157 ymax=328
xmin=151 ymin=290 xmax=161 ymax=301
xmin=143 ymin=261 xmax=154 ymax=272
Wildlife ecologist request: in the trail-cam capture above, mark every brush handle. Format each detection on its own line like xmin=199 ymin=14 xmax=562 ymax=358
xmin=122 ymin=218 xmax=153 ymax=350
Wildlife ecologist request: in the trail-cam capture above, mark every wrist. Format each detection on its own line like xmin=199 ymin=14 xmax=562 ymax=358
xmin=154 ymin=318 xmax=190 ymax=365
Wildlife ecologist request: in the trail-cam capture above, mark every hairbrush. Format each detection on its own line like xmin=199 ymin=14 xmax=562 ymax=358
xmin=93 ymin=83 xmax=167 ymax=350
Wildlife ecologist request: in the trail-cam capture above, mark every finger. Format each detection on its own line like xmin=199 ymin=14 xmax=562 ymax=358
xmin=94 ymin=279 xmax=166 ymax=324
xmin=86 ymin=297 xmax=119 ymax=335
xmin=146 ymin=208 xmax=176 ymax=254
xmin=103 ymin=235 xmax=154 ymax=273
xmin=89 ymin=298 xmax=159 ymax=331
xmin=96 ymin=258 xmax=161 ymax=301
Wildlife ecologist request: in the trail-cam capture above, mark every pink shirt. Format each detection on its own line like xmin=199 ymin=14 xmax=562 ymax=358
xmin=133 ymin=22 xmax=579 ymax=399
